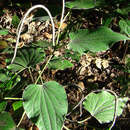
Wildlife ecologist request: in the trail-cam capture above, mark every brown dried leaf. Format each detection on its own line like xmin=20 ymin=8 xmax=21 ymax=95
xmin=44 ymin=32 xmax=52 ymax=39
xmin=55 ymin=22 xmax=67 ymax=30
xmin=78 ymin=81 xmax=85 ymax=91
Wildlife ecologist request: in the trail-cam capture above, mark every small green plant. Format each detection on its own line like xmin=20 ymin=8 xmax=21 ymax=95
xmin=0 ymin=0 xmax=129 ymax=130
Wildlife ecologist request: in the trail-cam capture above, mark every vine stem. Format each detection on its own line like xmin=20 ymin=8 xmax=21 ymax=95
xmin=17 ymin=111 xmax=26 ymax=128
xmin=38 ymin=71 xmax=44 ymax=84
xmin=65 ymin=116 xmax=92 ymax=124
xmin=35 ymin=54 xmax=53 ymax=84
xmin=63 ymin=125 xmax=70 ymax=130
xmin=77 ymin=116 xmax=92 ymax=124
xmin=28 ymin=67 xmax=34 ymax=83
xmin=56 ymin=0 xmax=65 ymax=45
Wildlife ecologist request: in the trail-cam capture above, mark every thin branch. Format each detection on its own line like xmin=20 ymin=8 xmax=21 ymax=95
xmin=17 ymin=111 xmax=26 ymax=128
xmin=38 ymin=70 xmax=44 ymax=85
xmin=62 ymin=11 xmax=70 ymax=23
xmin=56 ymin=0 xmax=65 ymax=45
xmin=11 ymin=5 xmax=55 ymax=63
xmin=65 ymin=116 xmax=92 ymax=124
xmin=28 ymin=67 xmax=34 ymax=83
xmin=77 ymin=116 xmax=92 ymax=124
xmin=35 ymin=54 xmax=53 ymax=84
xmin=63 ymin=125 xmax=70 ymax=130
xmin=67 ymin=95 xmax=85 ymax=116
xmin=4 ymin=97 xmax=23 ymax=100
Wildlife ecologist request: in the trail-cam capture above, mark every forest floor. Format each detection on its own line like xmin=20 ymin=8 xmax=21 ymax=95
xmin=0 ymin=1 xmax=130 ymax=130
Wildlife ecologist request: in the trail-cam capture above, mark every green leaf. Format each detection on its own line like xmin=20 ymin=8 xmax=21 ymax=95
xmin=6 ymin=79 xmax=28 ymax=97
xmin=68 ymin=26 xmax=130 ymax=54
xmin=12 ymin=101 xmax=23 ymax=111
xmin=0 ymin=112 xmax=16 ymax=130
xmin=0 ymin=29 xmax=9 ymax=35
xmin=32 ymin=40 xmax=53 ymax=48
xmin=22 ymin=81 xmax=68 ymax=130
xmin=7 ymin=47 xmax=45 ymax=72
xmin=64 ymin=50 xmax=81 ymax=61
xmin=116 ymin=7 xmax=130 ymax=16
xmin=48 ymin=57 xmax=74 ymax=70
xmin=0 ymin=73 xmax=9 ymax=82
xmin=12 ymin=14 xmax=20 ymax=28
xmin=0 ymin=74 xmax=19 ymax=91
xmin=0 ymin=101 xmax=7 ymax=112
xmin=103 ymin=17 xmax=113 ymax=27
xmin=119 ymin=19 xmax=130 ymax=37
xmin=125 ymin=54 xmax=130 ymax=73
xmin=66 ymin=0 xmax=105 ymax=9
xmin=83 ymin=91 xmax=128 ymax=124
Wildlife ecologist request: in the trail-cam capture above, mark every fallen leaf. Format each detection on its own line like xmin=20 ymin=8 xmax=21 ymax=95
xmin=95 ymin=58 xmax=102 ymax=69
xmin=55 ymin=22 xmax=67 ymax=30
xmin=44 ymin=32 xmax=52 ymax=39
xmin=21 ymin=33 xmax=32 ymax=41
xmin=0 ymin=40 xmax=8 ymax=49
xmin=78 ymin=81 xmax=85 ymax=91
xmin=102 ymin=59 xmax=109 ymax=69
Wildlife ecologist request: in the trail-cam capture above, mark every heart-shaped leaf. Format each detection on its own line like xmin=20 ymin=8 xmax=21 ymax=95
xmin=0 ymin=112 xmax=16 ymax=130
xmin=83 ymin=91 xmax=128 ymax=123
xmin=8 ymin=47 xmax=45 ymax=72
xmin=22 ymin=81 xmax=68 ymax=130
xmin=68 ymin=26 xmax=129 ymax=54
xmin=66 ymin=0 xmax=105 ymax=9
